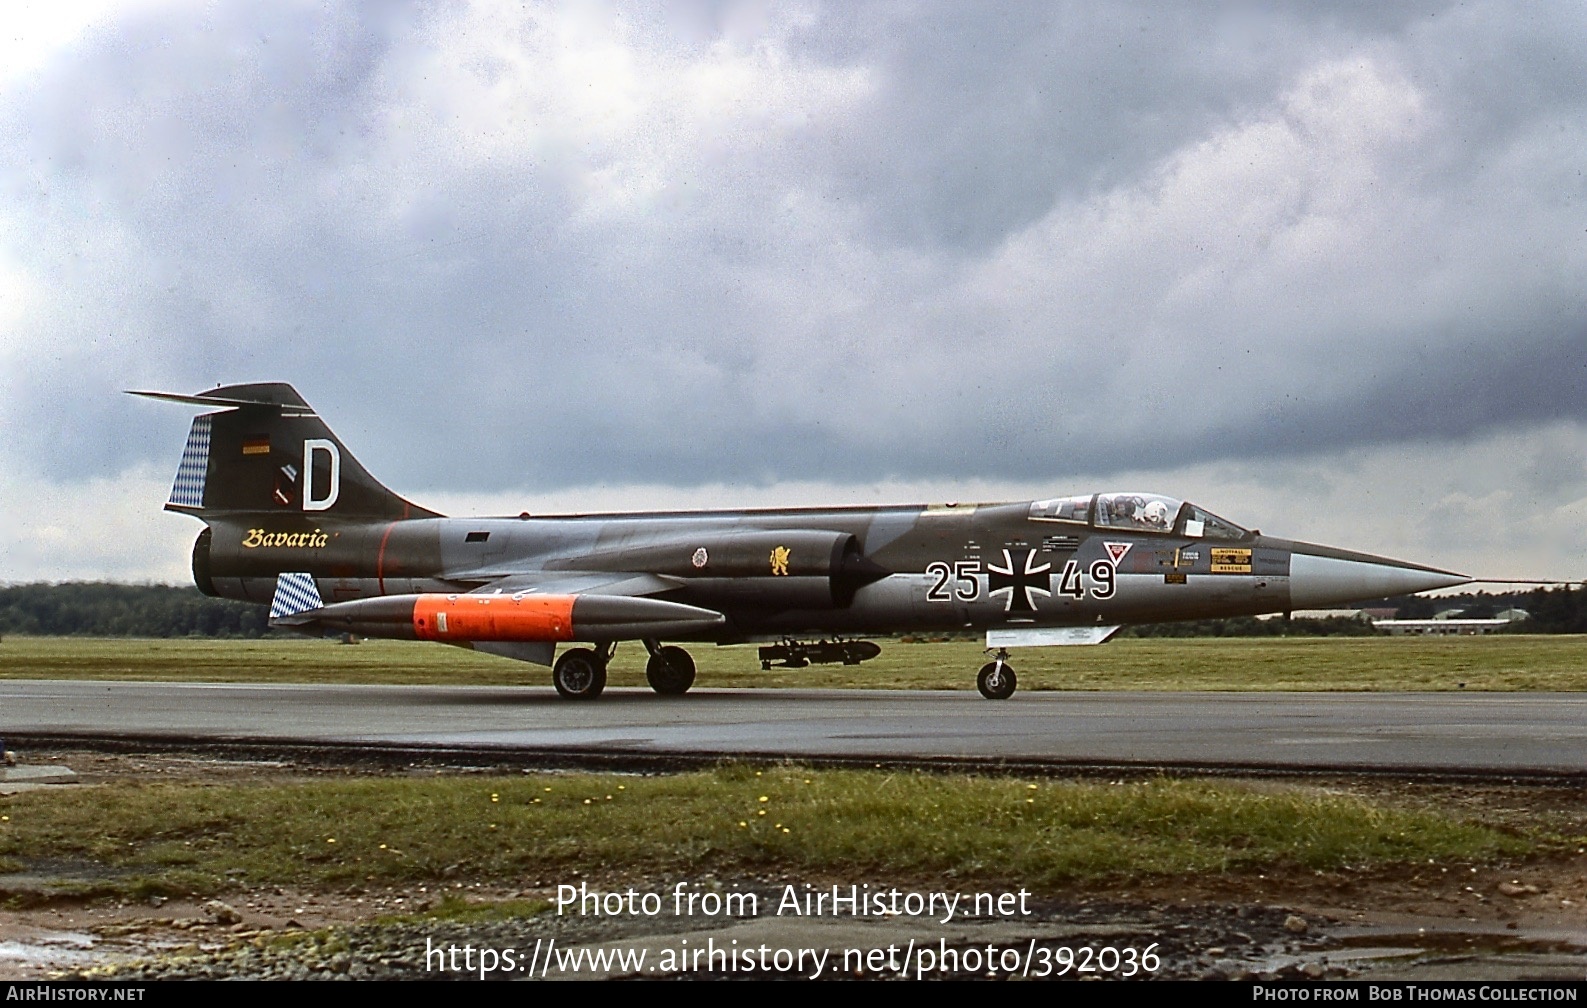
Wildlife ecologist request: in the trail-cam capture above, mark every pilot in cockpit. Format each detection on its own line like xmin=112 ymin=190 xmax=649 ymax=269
xmin=1140 ymin=499 xmax=1172 ymax=529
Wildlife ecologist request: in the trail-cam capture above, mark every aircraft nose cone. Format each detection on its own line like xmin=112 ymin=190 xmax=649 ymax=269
xmin=1288 ymin=547 xmax=1469 ymax=608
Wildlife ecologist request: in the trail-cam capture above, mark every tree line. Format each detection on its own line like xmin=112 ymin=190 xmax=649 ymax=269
xmin=0 ymin=583 xmax=268 ymax=638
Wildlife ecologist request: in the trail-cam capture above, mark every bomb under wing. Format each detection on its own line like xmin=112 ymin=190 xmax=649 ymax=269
xmin=133 ymin=382 xmax=1469 ymax=701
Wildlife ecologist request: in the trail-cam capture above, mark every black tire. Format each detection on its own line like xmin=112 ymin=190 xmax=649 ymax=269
xmin=553 ymin=648 xmax=607 ymax=700
xmin=977 ymin=661 xmax=1017 ymax=700
xmin=645 ymin=646 xmax=696 ymax=695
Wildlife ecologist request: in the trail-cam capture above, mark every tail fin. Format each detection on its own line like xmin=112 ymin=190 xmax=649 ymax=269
xmin=268 ymin=572 xmax=324 ymax=624
xmin=130 ymin=382 xmax=440 ymax=520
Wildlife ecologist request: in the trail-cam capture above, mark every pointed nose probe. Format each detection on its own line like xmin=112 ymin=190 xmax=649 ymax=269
xmin=1286 ymin=546 xmax=1469 ymax=608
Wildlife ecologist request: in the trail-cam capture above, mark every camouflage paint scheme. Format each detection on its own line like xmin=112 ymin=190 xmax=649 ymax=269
xmin=133 ymin=383 xmax=1468 ymax=699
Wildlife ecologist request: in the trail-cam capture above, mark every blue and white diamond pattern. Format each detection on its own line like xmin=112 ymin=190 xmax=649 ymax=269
xmin=269 ymin=572 xmax=324 ymax=620
xmin=167 ymin=414 xmax=213 ymax=508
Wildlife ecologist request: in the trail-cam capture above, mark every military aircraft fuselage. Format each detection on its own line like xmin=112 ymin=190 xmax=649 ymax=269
xmin=192 ymin=500 xmax=1457 ymax=642
xmin=137 ymin=383 xmax=1468 ymax=699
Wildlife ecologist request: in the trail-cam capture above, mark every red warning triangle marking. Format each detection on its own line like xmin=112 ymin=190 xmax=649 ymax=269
xmin=1104 ymin=542 xmax=1132 ymax=564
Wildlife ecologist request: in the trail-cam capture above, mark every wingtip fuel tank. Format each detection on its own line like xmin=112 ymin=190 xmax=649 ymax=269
xmin=276 ymin=592 xmax=728 ymax=643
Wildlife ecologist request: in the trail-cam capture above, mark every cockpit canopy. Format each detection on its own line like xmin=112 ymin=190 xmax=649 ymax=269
xmin=1028 ymin=492 xmax=1250 ymax=540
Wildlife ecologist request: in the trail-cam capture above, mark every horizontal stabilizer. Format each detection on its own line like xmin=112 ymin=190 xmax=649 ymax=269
xmin=127 ymin=385 xmax=313 ymax=413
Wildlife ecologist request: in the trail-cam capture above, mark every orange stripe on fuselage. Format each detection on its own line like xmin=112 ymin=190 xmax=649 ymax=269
xmin=412 ymin=594 xmax=576 ymax=643
xmin=375 ymin=522 xmax=397 ymax=595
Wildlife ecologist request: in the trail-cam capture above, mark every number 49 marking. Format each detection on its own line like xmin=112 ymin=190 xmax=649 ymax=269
xmin=1057 ymin=559 xmax=1116 ymax=600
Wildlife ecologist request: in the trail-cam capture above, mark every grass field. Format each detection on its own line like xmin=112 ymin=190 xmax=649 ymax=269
xmin=1 ymin=638 xmax=1580 ymax=907
xmin=0 ymin=634 xmax=1583 ymax=692
xmin=0 ymin=767 xmax=1534 ymax=901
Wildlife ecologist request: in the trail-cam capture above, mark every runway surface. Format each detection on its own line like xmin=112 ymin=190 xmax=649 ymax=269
xmin=3 ymin=680 xmax=1585 ymax=776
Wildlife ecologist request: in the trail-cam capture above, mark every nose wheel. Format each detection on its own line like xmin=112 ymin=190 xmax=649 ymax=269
xmin=977 ymin=649 xmax=1017 ymax=700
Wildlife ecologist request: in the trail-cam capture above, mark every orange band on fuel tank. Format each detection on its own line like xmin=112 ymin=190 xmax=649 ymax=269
xmin=412 ymin=594 xmax=577 ymax=642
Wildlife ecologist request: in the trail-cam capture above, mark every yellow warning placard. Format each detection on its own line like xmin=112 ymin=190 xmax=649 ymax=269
xmin=1210 ymin=548 xmax=1252 ymax=573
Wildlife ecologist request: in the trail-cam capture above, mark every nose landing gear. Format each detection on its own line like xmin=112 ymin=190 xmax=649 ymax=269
xmin=977 ymin=648 xmax=1017 ymax=700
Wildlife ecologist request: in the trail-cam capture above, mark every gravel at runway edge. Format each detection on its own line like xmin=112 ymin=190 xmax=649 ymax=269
xmin=70 ymin=893 xmax=1343 ymax=981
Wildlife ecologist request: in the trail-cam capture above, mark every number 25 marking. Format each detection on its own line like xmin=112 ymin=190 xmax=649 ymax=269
xmin=925 ymin=561 xmax=981 ymax=602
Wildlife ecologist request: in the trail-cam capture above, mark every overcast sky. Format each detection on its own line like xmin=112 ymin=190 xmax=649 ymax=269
xmin=1 ymin=0 xmax=1583 ymax=585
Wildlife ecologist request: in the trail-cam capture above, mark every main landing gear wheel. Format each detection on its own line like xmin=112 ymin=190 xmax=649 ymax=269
xmin=645 ymin=645 xmax=696 ymax=696
xmin=553 ymin=647 xmax=607 ymax=700
xmin=977 ymin=660 xmax=1017 ymax=700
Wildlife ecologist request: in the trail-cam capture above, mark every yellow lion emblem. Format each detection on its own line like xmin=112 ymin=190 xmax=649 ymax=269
xmin=769 ymin=546 xmax=791 ymax=576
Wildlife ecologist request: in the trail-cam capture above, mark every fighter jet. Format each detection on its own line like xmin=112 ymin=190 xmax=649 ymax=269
xmin=131 ymin=383 xmax=1469 ymax=699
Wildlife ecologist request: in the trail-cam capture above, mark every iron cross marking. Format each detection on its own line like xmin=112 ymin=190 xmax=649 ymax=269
xmin=986 ymin=548 xmax=1052 ymax=613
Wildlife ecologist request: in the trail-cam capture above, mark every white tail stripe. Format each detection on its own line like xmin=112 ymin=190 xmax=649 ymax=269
xmin=269 ymin=572 xmax=324 ymax=620
xmin=168 ymin=414 xmax=213 ymax=508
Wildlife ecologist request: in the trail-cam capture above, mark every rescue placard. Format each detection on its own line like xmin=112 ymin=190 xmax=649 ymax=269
xmin=1209 ymin=548 xmax=1253 ymax=573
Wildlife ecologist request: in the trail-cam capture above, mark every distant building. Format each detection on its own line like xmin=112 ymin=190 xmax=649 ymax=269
xmin=1256 ymin=606 xmax=1528 ymax=635
xmin=1293 ymin=609 xmax=1375 ymax=622
xmin=1372 ymin=613 xmax=1520 ymax=636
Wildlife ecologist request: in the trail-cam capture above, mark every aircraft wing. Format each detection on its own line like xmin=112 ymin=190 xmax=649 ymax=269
xmin=460 ymin=571 xmax=688 ymax=599
xmin=448 ymin=572 xmax=718 ymax=667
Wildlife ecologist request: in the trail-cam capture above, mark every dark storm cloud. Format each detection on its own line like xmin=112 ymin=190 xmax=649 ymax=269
xmin=2 ymin=0 xmax=1583 ymax=497
xmin=780 ymin=1 xmax=1434 ymax=252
